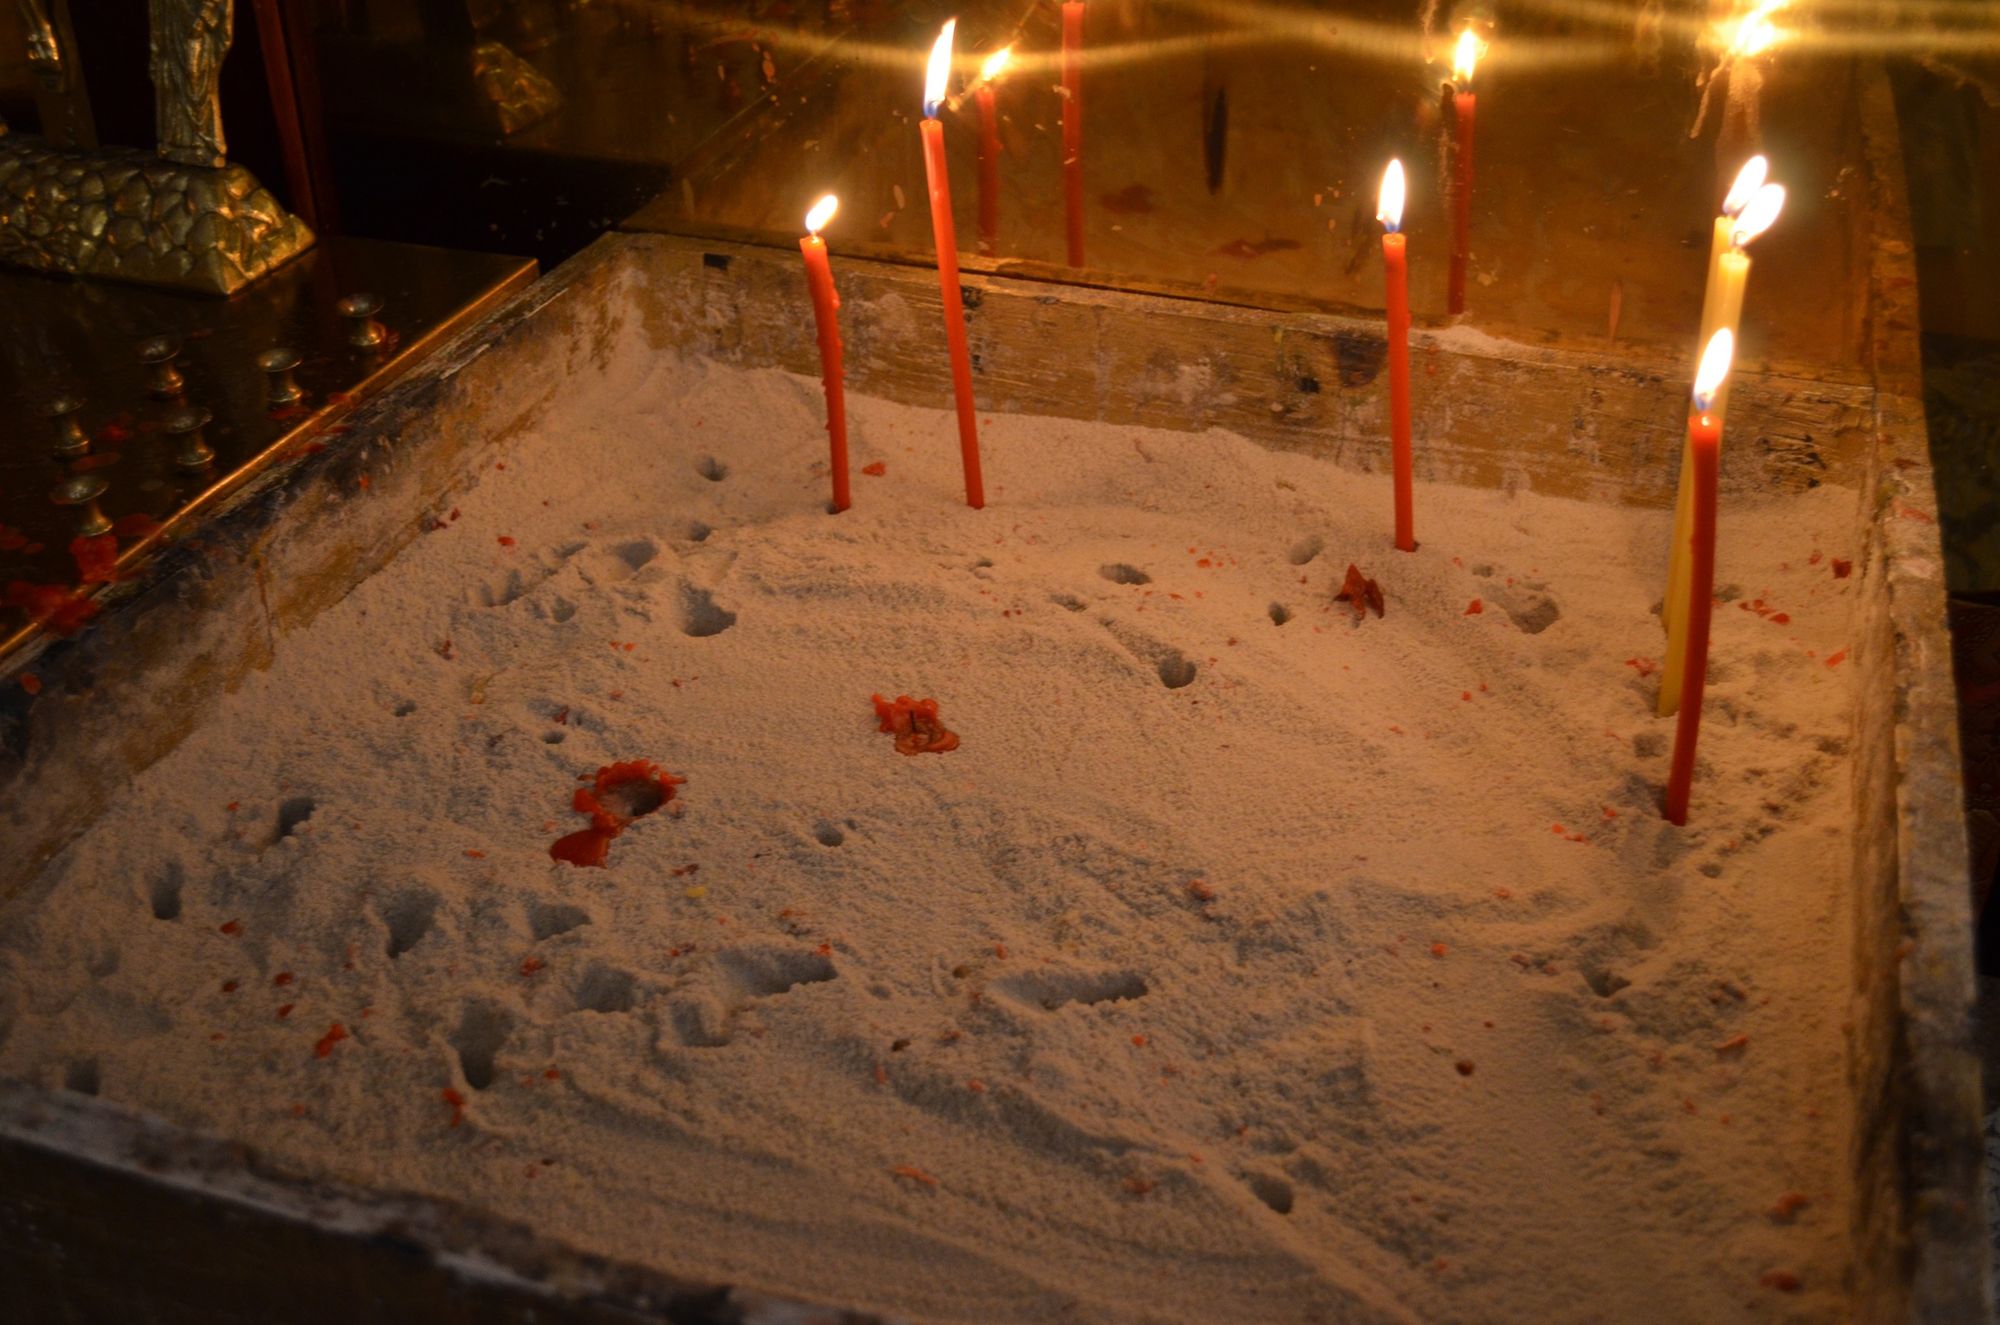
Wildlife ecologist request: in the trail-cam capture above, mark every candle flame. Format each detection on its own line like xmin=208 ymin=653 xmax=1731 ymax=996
xmin=1377 ymin=159 xmax=1405 ymax=233
xmin=1731 ymin=182 xmax=1784 ymax=248
xmin=1694 ymin=329 xmax=1734 ymax=407
xmin=980 ymin=45 xmax=1013 ymax=85
xmin=924 ymin=19 xmax=956 ymax=118
xmin=1721 ymin=155 xmax=1767 ymax=217
xmin=804 ymin=194 xmax=838 ymax=236
xmin=1452 ymin=28 xmax=1482 ymax=84
xmin=1725 ymin=1 xmax=1787 ymax=59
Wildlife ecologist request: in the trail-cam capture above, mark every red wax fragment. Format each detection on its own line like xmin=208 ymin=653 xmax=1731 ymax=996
xmin=1624 ymin=657 xmax=1658 ymax=678
xmin=442 ymin=1087 xmax=466 ymax=1127
xmin=1831 ymin=558 xmax=1853 ymax=579
xmin=95 ymin=422 xmax=131 ymax=444
xmin=498 ymin=536 xmax=516 ymax=547
xmin=870 ymin=694 xmax=961 ymax=755
xmin=6 ymin=580 xmax=102 ymax=636
xmin=219 ymin=919 xmax=243 ymax=935
xmin=18 ymin=674 xmax=41 ymax=695
xmin=313 ymin=1023 xmax=349 ymax=1058
xmin=1825 ymin=649 xmax=1848 ymax=668
xmin=0 ymin=525 xmax=25 ymax=551
xmin=276 ymin=1003 xmax=294 ymax=1020
xmin=463 ymin=849 xmax=485 ymax=859
xmin=273 ymin=972 xmax=294 ymax=986
xmin=862 ymin=461 xmax=887 ymax=476
xmin=221 ymin=980 xmax=239 ymax=993
xmin=1464 ymin=598 xmax=1483 ymax=615
xmin=520 ymin=956 xmax=545 ymax=976
xmin=1770 ymin=612 xmax=1790 ymax=625
xmin=1333 ymin=564 xmax=1384 ymax=621
xmin=1759 ymin=1271 xmax=1801 ymax=1293
xmin=550 ymin=826 xmax=614 ymax=868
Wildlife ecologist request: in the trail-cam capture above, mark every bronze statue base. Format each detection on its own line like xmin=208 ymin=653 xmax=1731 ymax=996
xmin=0 ymin=131 xmax=313 ymax=296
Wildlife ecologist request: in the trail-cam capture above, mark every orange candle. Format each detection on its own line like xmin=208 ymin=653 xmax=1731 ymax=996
xmin=798 ymin=194 xmax=849 ymax=513
xmin=921 ymin=21 xmax=986 ymax=509
xmin=975 ymin=47 xmax=1012 ymax=257
xmin=1447 ymin=29 xmax=1480 ymax=317
xmin=1664 ymin=331 xmax=1734 ymax=825
xmin=1061 ymin=1 xmax=1085 ymax=268
xmin=1379 ymin=159 xmax=1415 ymax=553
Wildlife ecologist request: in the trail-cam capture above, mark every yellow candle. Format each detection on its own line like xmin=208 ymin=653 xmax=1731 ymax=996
xmin=1661 ymin=175 xmax=1784 ymax=662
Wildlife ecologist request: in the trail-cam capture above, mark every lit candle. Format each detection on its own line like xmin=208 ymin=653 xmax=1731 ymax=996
xmin=798 ymin=194 xmax=849 ymax=514
xmin=1446 ymin=28 xmax=1481 ymax=317
xmin=975 ymin=46 xmax=1012 ymax=257
xmin=1661 ymin=179 xmax=1784 ymax=659
xmin=919 ymin=20 xmax=986 ymax=509
xmin=1061 ymin=1 xmax=1085 ymax=268
xmin=1379 ymin=159 xmax=1415 ymax=553
xmin=1664 ymin=330 xmax=1735 ymax=825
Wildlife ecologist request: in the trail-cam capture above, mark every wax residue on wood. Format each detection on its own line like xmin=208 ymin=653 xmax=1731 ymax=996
xmin=0 ymin=336 xmax=1861 ymax=1325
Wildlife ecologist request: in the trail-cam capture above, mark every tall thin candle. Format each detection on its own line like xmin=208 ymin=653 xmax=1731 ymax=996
xmin=1061 ymin=2 xmax=1085 ymax=268
xmin=1665 ymin=331 xmax=1734 ymax=825
xmin=1661 ymin=179 xmax=1783 ymax=673
xmin=920 ymin=20 xmax=986 ymax=509
xmin=975 ymin=46 xmax=1012 ymax=257
xmin=1379 ymin=159 xmax=1415 ymax=552
xmin=1446 ymin=29 xmax=1480 ymax=317
xmin=798 ymin=194 xmax=849 ymax=513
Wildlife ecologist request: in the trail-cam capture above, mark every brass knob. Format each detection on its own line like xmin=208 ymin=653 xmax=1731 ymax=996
xmin=45 ymin=393 xmax=90 ymax=459
xmin=136 ymin=336 xmax=185 ymax=398
xmin=336 ymin=292 xmax=387 ymax=351
xmin=51 ymin=472 xmax=111 ymax=537
xmin=257 ymin=347 xmax=305 ymax=406
xmin=164 ymin=404 xmax=215 ymax=471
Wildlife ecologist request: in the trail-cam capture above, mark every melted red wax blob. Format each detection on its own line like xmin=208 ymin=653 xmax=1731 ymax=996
xmin=313 ymin=1022 xmax=349 ymax=1057
xmin=861 ymin=461 xmax=887 ymax=477
xmin=548 ymin=760 xmax=685 ymax=867
xmin=112 ymin=512 xmax=163 ymax=540
xmin=6 ymin=581 xmax=101 ymax=636
xmin=70 ymin=533 xmax=119 ymax=585
xmin=871 ymin=694 xmax=961 ymax=755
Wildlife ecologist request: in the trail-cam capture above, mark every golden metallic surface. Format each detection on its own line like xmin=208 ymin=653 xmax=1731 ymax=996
xmin=148 ymin=0 xmax=231 ymax=169
xmin=0 ymin=235 xmax=537 ymax=663
xmin=0 ymin=135 xmax=314 ymax=295
xmin=470 ymin=40 xmax=563 ymax=136
xmin=48 ymin=472 xmax=109 ymax=537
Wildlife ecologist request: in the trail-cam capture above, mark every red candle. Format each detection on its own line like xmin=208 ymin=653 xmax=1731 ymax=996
xmin=1379 ymin=159 xmax=1415 ymax=553
xmin=1447 ymin=29 xmax=1480 ymax=317
xmin=1664 ymin=331 xmax=1735 ymax=825
xmin=921 ymin=21 xmax=986 ymax=509
xmin=1061 ymin=2 xmax=1085 ymax=268
xmin=798 ymin=194 xmax=849 ymax=513
xmin=975 ymin=47 xmax=1011 ymax=257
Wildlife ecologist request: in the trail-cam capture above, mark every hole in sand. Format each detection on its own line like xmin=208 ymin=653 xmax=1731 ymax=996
xmin=1585 ymin=968 xmax=1632 ymax=999
xmin=577 ymin=965 xmax=636 ymax=1013
xmin=1244 ymin=1171 xmax=1294 ymax=1215
xmin=1505 ymin=596 xmax=1562 ymax=635
xmin=546 ymin=597 xmax=578 ymax=624
xmin=1633 ymin=732 xmax=1666 ymax=759
xmin=64 ymin=1059 xmax=99 ymax=1096
xmin=596 ymin=778 xmax=666 ymax=820
xmin=1050 ymin=593 xmax=1086 ymax=612
xmin=1157 ymin=654 xmax=1198 ymax=689
xmin=1287 ymin=535 xmax=1323 ymax=566
xmin=393 ymin=699 xmax=417 ymax=717
xmin=697 ymin=456 xmax=728 ymax=482
xmin=614 ymin=538 xmax=659 ymax=572
xmin=452 ymin=1002 xmax=513 ymax=1090
xmin=528 ymin=900 xmax=591 ymax=940
xmin=1099 ymin=563 xmax=1151 ymax=586
xmin=276 ymin=797 xmax=316 ymax=840
xmin=1268 ymin=603 xmax=1293 ymax=626
xmin=384 ymin=889 xmax=439 ymax=958
xmin=679 ymin=586 xmax=737 ymax=638
xmin=995 ymin=968 xmax=1149 ymax=1011
xmin=684 ymin=520 xmax=713 ymax=543
xmin=150 ymin=864 xmax=183 ymax=920
xmin=543 ymin=729 xmax=567 ymax=745
xmin=717 ymin=948 xmax=837 ymax=998
xmin=813 ymin=821 xmax=845 ymax=847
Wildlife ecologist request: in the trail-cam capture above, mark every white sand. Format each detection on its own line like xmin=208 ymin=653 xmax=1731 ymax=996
xmin=0 ymin=335 xmax=1863 ymax=1323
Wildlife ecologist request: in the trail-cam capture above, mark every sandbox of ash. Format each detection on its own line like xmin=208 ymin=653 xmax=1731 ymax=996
xmin=0 ymin=315 xmax=1868 ymax=1322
